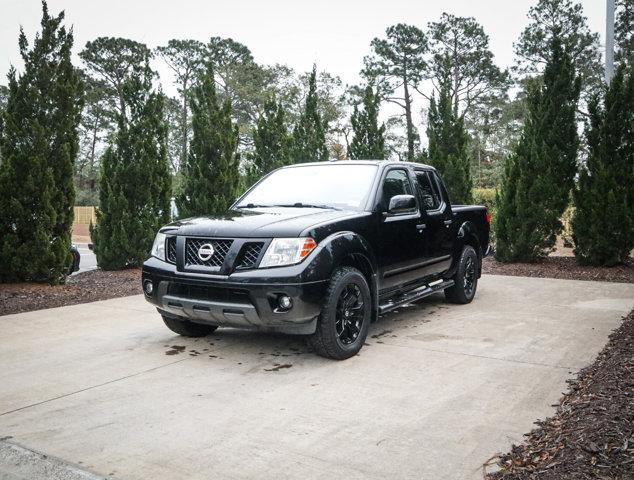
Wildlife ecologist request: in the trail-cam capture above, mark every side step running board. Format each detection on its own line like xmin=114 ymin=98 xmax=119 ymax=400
xmin=378 ymin=279 xmax=455 ymax=315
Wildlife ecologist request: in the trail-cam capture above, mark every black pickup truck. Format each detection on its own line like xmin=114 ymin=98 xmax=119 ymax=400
xmin=142 ymin=161 xmax=490 ymax=359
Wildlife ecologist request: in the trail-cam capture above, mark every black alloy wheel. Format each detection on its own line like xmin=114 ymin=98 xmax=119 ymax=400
xmin=463 ymin=255 xmax=476 ymax=298
xmin=445 ymin=245 xmax=478 ymax=304
xmin=309 ymin=267 xmax=372 ymax=360
xmin=335 ymin=283 xmax=365 ymax=346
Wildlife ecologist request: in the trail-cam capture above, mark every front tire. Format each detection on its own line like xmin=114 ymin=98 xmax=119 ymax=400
xmin=308 ymin=267 xmax=371 ymax=360
xmin=162 ymin=315 xmax=218 ymax=337
xmin=445 ymin=246 xmax=478 ymax=304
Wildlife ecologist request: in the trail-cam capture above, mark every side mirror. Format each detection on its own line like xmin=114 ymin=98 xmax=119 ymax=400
xmin=388 ymin=194 xmax=416 ymax=214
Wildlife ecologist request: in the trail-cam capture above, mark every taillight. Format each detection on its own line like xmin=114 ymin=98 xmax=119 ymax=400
xmin=485 ymin=212 xmax=491 ymax=224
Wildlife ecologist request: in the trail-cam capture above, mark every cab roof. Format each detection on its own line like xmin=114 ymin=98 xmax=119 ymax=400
xmin=284 ymin=159 xmax=436 ymax=170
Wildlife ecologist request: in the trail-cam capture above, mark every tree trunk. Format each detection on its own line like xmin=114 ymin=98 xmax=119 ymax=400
xmin=180 ymin=83 xmax=188 ymax=171
xmin=116 ymin=79 xmax=126 ymax=125
xmin=452 ymin=37 xmax=460 ymax=116
xmin=403 ymin=80 xmax=415 ymax=161
xmin=89 ymin=115 xmax=99 ymax=170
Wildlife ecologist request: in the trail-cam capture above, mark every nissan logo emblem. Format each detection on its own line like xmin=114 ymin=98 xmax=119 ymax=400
xmin=198 ymin=243 xmax=215 ymax=261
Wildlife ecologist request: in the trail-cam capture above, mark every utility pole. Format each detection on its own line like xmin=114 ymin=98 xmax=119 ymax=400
xmin=606 ymin=0 xmax=615 ymax=84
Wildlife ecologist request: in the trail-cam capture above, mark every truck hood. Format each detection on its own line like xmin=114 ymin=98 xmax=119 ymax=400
xmin=163 ymin=207 xmax=365 ymax=238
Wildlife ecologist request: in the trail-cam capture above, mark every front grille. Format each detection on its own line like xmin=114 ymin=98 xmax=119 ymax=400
xmin=185 ymin=238 xmax=232 ymax=268
xmin=167 ymin=282 xmax=250 ymax=304
xmin=166 ymin=236 xmax=177 ymax=264
xmin=236 ymin=242 xmax=264 ymax=270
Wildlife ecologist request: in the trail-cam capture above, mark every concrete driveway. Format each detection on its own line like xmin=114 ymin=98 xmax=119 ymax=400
xmin=73 ymin=243 xmax=98 ymax=274
xmin=1 ymin=275 xmax=633 ymax=480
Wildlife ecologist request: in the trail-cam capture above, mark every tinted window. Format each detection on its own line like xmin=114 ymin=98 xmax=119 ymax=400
xmin=237 ymin=164 xmax=378 ymax=211
xmin=415 ymin=171 xmax=441 ymax=210
xmin=382 ymin=169 xmax=413 ymax=210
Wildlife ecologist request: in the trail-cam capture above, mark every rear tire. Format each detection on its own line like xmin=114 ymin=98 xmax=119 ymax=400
xmin=308 ymin=267 xmax=371 ymax=360
xmin=162 ymin=315 xmax=218 ymax=337
xmin=445 ymin=246 xmax=478 ymax=304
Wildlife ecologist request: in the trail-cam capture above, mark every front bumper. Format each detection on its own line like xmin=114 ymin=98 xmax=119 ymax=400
xmin=142 ymin=257 xmax=328 ymax=335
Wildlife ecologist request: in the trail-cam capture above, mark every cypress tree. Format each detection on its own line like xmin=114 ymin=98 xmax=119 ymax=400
xmin=247 ymin=96 xmax=291 ymax=185
xmin=349 ymin=86 xmax=386 ymax=160
xmin=176 ymin=63 xmax=240 ymax=217
xmin=572 ymin=63 xmax=634 ymax=266
xmin=91 ymin=58 xmax=171 ymax=270
xmin=495 ymin=34 xmax=581 ymax=262
xmin=426 ymin=57 xmax=472 ymax=204
xmin=0 ymin=2 xmax=83 ymax=283
xmin=292 ymin=66 xmax=329 ymax=163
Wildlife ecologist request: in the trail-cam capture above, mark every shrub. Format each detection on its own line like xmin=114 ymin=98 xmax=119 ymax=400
xmin=572 ymin=63 xmax=634 ymax=266
xmin=494 ymin=34 xmax=580 ymax=262
xmin=0 ymin=3 xmax=83 ymax=283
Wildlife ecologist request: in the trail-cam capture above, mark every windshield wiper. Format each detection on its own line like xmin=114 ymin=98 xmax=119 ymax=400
xmin=235 ymin=203 xmax=274 ymax=209
xmin=274 ymin=203 xmax=341 ymax=210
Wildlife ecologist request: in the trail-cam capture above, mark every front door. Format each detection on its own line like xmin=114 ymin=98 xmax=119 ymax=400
xmin=376 ymin=168 xmax=426 ymax=292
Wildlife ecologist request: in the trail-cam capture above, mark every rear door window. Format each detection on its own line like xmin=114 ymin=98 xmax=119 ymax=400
xmin=414 ymin=171 xmax=441 ymax=210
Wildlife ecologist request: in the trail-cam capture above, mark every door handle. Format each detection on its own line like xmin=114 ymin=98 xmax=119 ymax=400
xmin=443 ymin=220 xmax=453 ymax=227
xmin=416 ymin=223 xmax=426 ymax=231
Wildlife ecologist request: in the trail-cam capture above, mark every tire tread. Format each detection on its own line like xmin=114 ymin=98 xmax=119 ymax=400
xmin=445 ymin=246 xmax=478 ymax=304
xmin=308 ymin=267 xmax=370 ymax=360
xmin=162 ymin=315 xmax=218 ymax=337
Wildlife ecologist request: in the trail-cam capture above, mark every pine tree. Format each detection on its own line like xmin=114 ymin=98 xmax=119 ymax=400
xmin=0 ymin=2 xmax=83 ymax=283
xmin=292 ymin=66 xmax=329 ymax=163
xmin=176 ymin=63 xmax=240 ymax=217
xmin=363 ymin=24 xmax=427 ymax=160
xmin=349 ymin=86 xmax=386 ymax=160
xmin=572 ymin=63 xmax=634 ymax=266
xmin=514 ymin=0 xmax=601 ymax=101
xmin=495 ymin=34 xmax=581 ymax=262
xmin=156 ymin=39 xmax=206 ymax=171
xmin=426 ymin=57 xmax=473 ymax=204
xmin=91 ymin=57 xmax=171 ymax=270
xmin=247 ymin=96 xmax=291 ymax=185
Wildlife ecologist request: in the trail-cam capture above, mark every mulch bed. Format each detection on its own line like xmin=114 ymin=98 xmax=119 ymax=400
xmin=483 ymin=256 xmax=634 ymax=284
xmin=0 ymin=269 xmax=142 ymax=316
xmin=485 ymin=308 xmax=634 ymax=479
xmin=2 ymin=257 xmax=631 ymax=316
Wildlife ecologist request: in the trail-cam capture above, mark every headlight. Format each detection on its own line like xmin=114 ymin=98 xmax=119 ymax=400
xmin=259 ymin=238 xmax=317 ymax=268
xmin=151 ymin=232 xmax=167 ymax=260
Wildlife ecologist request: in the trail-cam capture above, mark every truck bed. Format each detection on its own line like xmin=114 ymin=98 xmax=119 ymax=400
xmin=451 ymin=205 xmax=490 ymax=257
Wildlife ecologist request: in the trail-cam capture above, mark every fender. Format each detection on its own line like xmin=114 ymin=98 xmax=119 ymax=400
xmin=304 ymin=231 xmax=380 ymax=321
xmin=446 ymin=220 xmax=482 ymax=278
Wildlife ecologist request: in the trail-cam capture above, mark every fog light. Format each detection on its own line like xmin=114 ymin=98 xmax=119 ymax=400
xmin=278 ymin=295 xmax=292 ymax=310
xmin=144 ymin=281 xmax=153 ymax=295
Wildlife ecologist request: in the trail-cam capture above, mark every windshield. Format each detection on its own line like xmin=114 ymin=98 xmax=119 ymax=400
xmin=236 ymin=164 xmax=378 ymax=211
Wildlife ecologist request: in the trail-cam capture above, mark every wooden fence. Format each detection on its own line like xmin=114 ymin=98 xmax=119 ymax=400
xmin=73 ymin=206 xmax=97 ymax=225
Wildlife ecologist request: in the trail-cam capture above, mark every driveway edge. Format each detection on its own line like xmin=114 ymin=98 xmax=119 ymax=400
xmin=0 ymin=438 xmax=114 ymax=480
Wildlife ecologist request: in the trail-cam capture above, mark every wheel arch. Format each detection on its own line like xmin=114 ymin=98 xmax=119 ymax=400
xmin=315 ymin=231 xmax=379 ymax=322
xmin=457 ymin=221 xmax=482 ymax=277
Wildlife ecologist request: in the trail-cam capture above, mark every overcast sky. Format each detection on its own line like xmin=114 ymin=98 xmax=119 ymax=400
xmin=0 ymin=0 xmax=608 ymax=96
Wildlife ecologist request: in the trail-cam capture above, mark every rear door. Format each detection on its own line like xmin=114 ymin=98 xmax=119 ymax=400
xmin=413 ymin=169 xmax=454 ymax=277
xmin=375 ymin=167 xmax=426 ymax=291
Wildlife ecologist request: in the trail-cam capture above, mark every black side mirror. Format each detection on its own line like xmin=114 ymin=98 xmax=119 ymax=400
xmin=388 ymin=194 xmax=416 ymax=214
